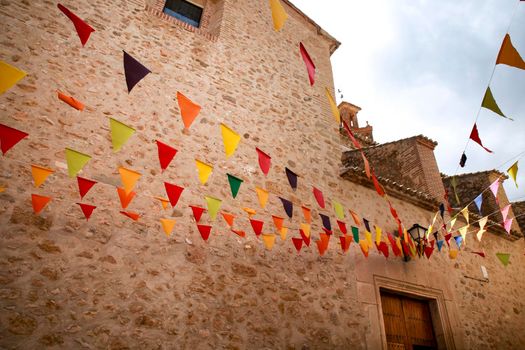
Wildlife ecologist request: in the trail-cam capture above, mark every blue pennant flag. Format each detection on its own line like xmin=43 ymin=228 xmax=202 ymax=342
xmin=436 ymin=240 xmax=445 ymax=252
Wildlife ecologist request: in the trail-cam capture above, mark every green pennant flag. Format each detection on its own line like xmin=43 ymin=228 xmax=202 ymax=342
xmin=205 ymin=196 xmax=222 ymax=221
xmin=227 ymin=174 xmax=243 ymax=199
xmin=333 ymin=200 xmax=345 ymax=220
xmin=65 ymin=148 xmax=91 ymax=178
xmin=351 ymin=226 xmax=360 ymax=243
xmin=496 ymin=253 xmax=510 ymax=267
xmin=110 ymin=118 xmax=135 ymax=152
xmin=481 ymin=87 xmax=512 ymax=120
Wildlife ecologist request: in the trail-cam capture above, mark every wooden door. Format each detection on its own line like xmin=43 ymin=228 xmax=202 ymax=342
xmin=381 ymin=292 xmax=437 ymax=350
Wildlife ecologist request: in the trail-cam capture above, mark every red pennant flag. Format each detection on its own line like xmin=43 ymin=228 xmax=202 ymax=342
xmin=342 ymin=121 xmax=361 ymax=149
xmin=250 ymin=219 xmax=264 ymax=237
xmin=0 ymin=124 xmax=28 ymax=155
xmin=377 ymin=241 xmax=390 ymax=258
xmin=77 ymin=176 xmax=97 ymax=200
xmin=232 ymin=229 xmax=246 ymax=238
xmin=57 ymin=4 xmax=95 ymax=47
xmin=388 ymin=202 xmax=399 ymax=221
xmin=164 ymin=182 xmax=184 ymax=207
xmin=469 ymin=123 xmax=492 ymax=153
xmin=387 ymin=233 xmax=402 ymax=257
xmin=120 ymin=210 xmax=140 ymax=221
xmin=156 ymin=140 xmax=178 ymax=172
xmin=299 ymin=42 xmax=316 ymax=86
xmin=372 ymin=172 xmax=385 ymax=197
xmin=117 ymin=187 xmax=136 ymax=209
xmin=339 ymin=235 xmax=352 ymax=253
xmin=444 ymin=233 xmax=452 ymax=247
xmin=77 ymin=202 xmax=96 ymax=220
xmin=312 ymin=187 xmax=325 ymax=208
xmin=300 ymin=229 xmax=311 ymax=247
xmin=424 ymin=246 xmax=434 ymax=259
xmin=31 ymin=194 xmax=51 ymax=214
xmin=292 ymin=237 xmax=303 ymax=253
xmin=255 ymin=147 xmax=271 ymax=176
xmin=197 ymin=224 xmax=212 ymax=241
xmin=472 ymin=251 xmax=486 ymax=258
xmin=337 ymin=220 xmax=347 ymax=234
xmin=221 ymin=212 xmax=235 ymax=227
xmin=189 ymin=205 xmax=206 ymax=222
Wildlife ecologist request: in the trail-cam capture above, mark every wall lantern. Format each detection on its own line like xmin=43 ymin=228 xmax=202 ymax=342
xmin=407 ymin=223 xmax=427 ymax=258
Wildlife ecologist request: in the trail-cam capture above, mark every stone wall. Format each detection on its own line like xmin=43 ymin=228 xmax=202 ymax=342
xmin=1 ymin=0 xmax=524 ymax=349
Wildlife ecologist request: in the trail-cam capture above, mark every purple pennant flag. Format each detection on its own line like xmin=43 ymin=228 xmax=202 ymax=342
xmin=123 ymin=50 xmax=151 ymax=93
xmin=439 ymin=203 xmax=445 ymax=219
xmin=279 ymin=197 xmax=293 ymax=218
xmin=319 ymin=213 xmax=332 ymax=232
xmin=474 ymin=194 xmax=483 ymax=215
xmin=363 ymin=218 xmax=371 ymax=232
xmin=459 ymin=152 xmax=467 ymax=168
xmin=285 ymin=167 xmax=298 ymax=190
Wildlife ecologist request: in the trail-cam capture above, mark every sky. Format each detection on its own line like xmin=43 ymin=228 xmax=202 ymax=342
xmin=291 ymin=0 xmax=525 ymax=202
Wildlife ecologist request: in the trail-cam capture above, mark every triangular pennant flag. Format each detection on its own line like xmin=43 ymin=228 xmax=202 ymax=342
xmin=250 ymin=219 xmax=264 ymax=237
xmin=77 ymin=176 xmax=97 ymax=200
xmin=279 ymin=197 xmax=293 ymax=218
xmin=424 ymin=246 xmax=434 ymax=259
xmin=0 ymin=124 xmax=28 ymax=155
xmin=474 ymin=194 xmax=483 ymax=215
xmin=444 ymin=233 xmax=452 ymax=247
xmin=461 ymin=207 xmax=469 ymax=224
xmin=205 ymin=196 xmax=221 ymax=221
xmin=77 ymin=203 xmax=96 ymax=221
xmin=372 ymin=173 xmax=385 ymax=197
xmin=31 ymin=165 xmax=54 ymax=188
xmin=375 ymin=226 xmax=382 ymax=245
xmin=489 ymin=178 xmax=500 ymax=200
xmin=164 ymin=182 xmax=184 ymax=207
xmin=220 ymin=123 xmax=241 ymax=158
xmin=378 ymin=241 xmax=390 ymax=258
xmin=469 ymin=123 xmax=492 ymax=153
xmin=57 ymin=4 xmax=94 ymax=46
xmin=319 ymin=214 xmax=332 ymax=232
xmin=337 ymin=220 xmax=347 ymax=235
xmin=362 ymin=152 xmax=371 ymax=179
xmin=0 ymin=61 xmax=27 ymax=95
xmin=156 ymin=140 xmax=178 ymax=172
xmin=504 ymin=218 xmax=513 ymax=234
xmin=313 ymin=187 xmax=325 ymax=208
xmin=243 ymin=207 xmax=257 ymax=217
xmin=31 ymin=194 xmax=51 ymax=214
xmin=195 ymin=159 xmax=213 ymax=185
xmin=439 ymin=203 xmax=445 ymax=219
xmin=451 ymin=176 xmax=461 ymax=205
xmin=285 ymin=167 xmax=298 ymax=190
xmin=256 ymin=147 xmax=271 ymax=176
xmin=123 ymin=50 xmax=151 ymax=93
xmin=120 ymin=211 xmax=140 ymax=221
xmin=232 ymin=229 xmax=246 ymax=238
xmin=154 ymin=196 xmax=170 ymax=210
xmin=279 ymin=226 xmax=288 ymax=241
xmin=302 ymin=206 xmax=311 ymax=223
xmin=300 ymin=223 xmax=311 ymax=238
xmin=272 ymin=215 xmax=284 ymax=231
xmin=118 ymin=167 xmax=141 ymax=195
xmin=342 ymin=121 xmax=361 ymax=148
xmin=349 ymin=209 xmax=361 ymax=226
xmin=325 ymin=87 xmax=341 ymax=123
xmin=190 ymin=205 xmax=206 ymax=222
xmin=501 ymin=204 xmax=511 ymax=222
xmin=227 ymin=174 xmax=243 ymax=199
xmin=359 ymin=240 xmax=369 ymax=257
xmin=65 ymin=148 xmax=91 ymax=178
xmin=177 ymin=91 xmax=201 ymax=130
xmin=496 ymin=253 xmax=510 ymax=267
xmin=363 ymin=218 xmax=371 ymax=233
xmin=351 ymin=226 xmax=360 ymax=243
xmin=481 ymin=87 xmax=509 ymax=119
xmin=269 ymin=0 xmax=288 ymax=31
xmin=449 ymin=249 xmax=458 ymax=259
xmin=299 ymin=42 xmax=316 ymax=86
xmin=1 ymin=185 xmax=7 ymax=193
xmin=57 ymin=91 xmax=85 ymax=111
xmin=292 ymin=237 xmax=303 ymax=253
xmin=117 ymin=187 xmax=136 ymax=209
xmin=459 ymin=152 xmax=467 ymax=167
xmin=436 ymin=240 xmax=444 ymax=252
xmin=333 ymin=201 xmax=345 ymax=220
xmin=496 ymin=34 xmax=525 ymax=70
xmin=472 ymin=251 xmax=486 ymax=258
xmin=109 ymin=118 xmax=135 ymax=152
xmin=221 ymin=212 xmax=235 ymax=227
xmin=255 ymin=187 xmax=269 ymax=209
xmin=316 ymin=234 xmax=329 ymax=256
xmin=300 ymin=229 xmax=311 ymax=247
xmin=365 ymin=231 xmax=373 ymax=248
xmin=387 ymin=234 xmax=401 ymax=256
xmin=262 ymin=234 xmax=276 ymax=250
xmin=477 ymin=217 xmax=488 ymax=242
xmin=197 ymin=224 xmax=212 ymax=241
xmin=458 ymin=226 xmax=468 ymax=241
xmin=340 ymin=235 xmax=352 ymax=253
xmin=160 ymin=218 xmax=176 ymax=237
xmin=507 ymin=161 xmax=518 ymax=187
xmin=454 ymin=236 xmax=463 ymax=249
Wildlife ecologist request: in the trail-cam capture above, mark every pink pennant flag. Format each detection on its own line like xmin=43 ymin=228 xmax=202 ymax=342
xmin=501 ymin=204 xmax=511 ymax=222
xmin=299 ymin=42 xmax=315 ymax=86
xmin=504 ymin=218 xmax=513 ymax=234
xmin=489 ymin=178 xmax=500 ymax=200
xmin=469 ymin=123 xmax=492 ymax=153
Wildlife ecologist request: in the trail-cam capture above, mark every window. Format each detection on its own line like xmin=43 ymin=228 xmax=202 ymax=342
xmin=163 ymin=0 xmax=203 ymax=28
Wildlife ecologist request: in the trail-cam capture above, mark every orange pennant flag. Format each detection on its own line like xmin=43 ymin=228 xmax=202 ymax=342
xmin=160 ymin=218 xmax=176 ymax=236
xmin=177 ymin=91 xmax=201 ymax=130
xmin=118 ymin=167 xmax=141 ymax=195
xmin=31 ymin=194 xmax=51 ymax=214
xmin=57 ymin=91 xmax=85 ymax=111
xmin=496 ymin=34 xmax=525 ymax=70
xmin=316 ymin=233 xmax=330 ymax=256
xmin=361 ymin=152 xmax=371 ymax=179
xmin=154 ymin=196 xmax=170 ymax=210
xmin=221 ymin=212 xmax=235 ymax=227
xmin=31 ymin=165 xmax=54 ymax=188
xmin=120 ymin=211 xmax=140 ymax=221
xmin=301 ymin=206 xmax=311 ymax=223
xmin=117 ymin=187 xmax=136 ymax=209
xmin=349 ymin=209 xmax=361 ymax=226
xmin=272 ymin=215 xmax=284 ymax=231
xmin=243 ymin=207 xmax=257 ymax=217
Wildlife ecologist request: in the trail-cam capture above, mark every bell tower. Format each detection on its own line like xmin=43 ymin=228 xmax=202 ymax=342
xmin=338 ymin=101 xmax=374 ymax=146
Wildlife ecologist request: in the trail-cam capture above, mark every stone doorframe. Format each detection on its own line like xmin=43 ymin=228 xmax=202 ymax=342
xmin=371 ymin=275 xmax=458 ymax=350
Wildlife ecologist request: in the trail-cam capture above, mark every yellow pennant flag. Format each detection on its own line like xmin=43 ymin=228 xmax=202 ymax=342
xmin=280 ymin=226 xmax=288 ymax=241
xmin=0 ymin=60 xmax=26 ymax=95
xmin=262 ymin=233 xmax=276 ymax=250
xmin=461 ymin=207 xmax=469 ymax=225
xmin=109 ymin=118 xmax=135 ymax=152
xmin=300 ymin=223 xmax=311 ymax=237
xmin=325 ymin=87 xmax=341 ymax=123
xmin=205 ymin=196 xmax=222 ymax=221
xmin=507 ymin=161 xmax=518 ymax=187
xmin=119 ymin=167 xmax=141 ymax=195
xmin=195 ymin=159 xmax=213 ymax=185
xmin=375 ymin=226 xmax=382 ymax=245
xmin=160 ymin=218 xmax=176 ymax=237
xmin=31 ymin=165 xmax=54 ymax=188
xmin=220 ymin=123 xmax=241 ymax=158
xmin=154 ymin=196 xmax=170 ymax=210
xmin=65 ymin=148 xmax=91 ymax=178
xmin=333 ymin=200 xmax=345 ymax=220
xmin=450 ymin=217 xmax=457 ymax=230
xmin=458 ymin=226 xmax=468 ymax=241
xmin=365 ymin=231 xmax=373 ymax=248
xmin=269 ymin=0 xmax=288 ymax=31
xmin=477 ymin=217 xmax=488 ymax=241
xmin=255 ymin=187 xmax=269 ymax=209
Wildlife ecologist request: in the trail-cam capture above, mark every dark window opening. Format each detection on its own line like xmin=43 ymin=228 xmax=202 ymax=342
xmin=163 ymin=0 xmax=203 ymax=28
